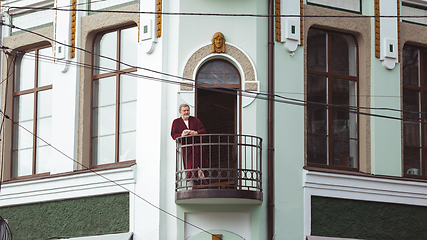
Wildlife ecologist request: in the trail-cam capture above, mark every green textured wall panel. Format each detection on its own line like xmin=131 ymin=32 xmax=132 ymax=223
xmin=311 ymin=196 xmax=427 ymax=240
xmin=0 ymin=193 xmax=129 ymax=240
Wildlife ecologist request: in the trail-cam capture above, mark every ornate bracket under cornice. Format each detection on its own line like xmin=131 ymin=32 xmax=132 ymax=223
xmin=377 ymin=0 xmax=399 ymax=70
xmin=139 ymin=0 xmax=158 ymax=54
xmin=276 ymin=0 xmax=302 ymax=53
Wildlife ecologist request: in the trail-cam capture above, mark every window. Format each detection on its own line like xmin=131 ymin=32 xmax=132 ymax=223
xmin=402 ymin=45 xmax=427 ymax=177
xmin=12 ymin=46 xmax=53 ymax=177
xmin=91 ymin=26 xmax=137 ymax=166
xmin=306 ymin=28 xmax=358 ymax=169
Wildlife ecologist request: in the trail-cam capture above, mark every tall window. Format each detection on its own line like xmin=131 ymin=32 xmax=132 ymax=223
xmin=306 ymin=28 xmax=358 ymax=169
xmin=402 ymin=45 xmax=427 ymax=177
xmin=12 ymin=46 xmax=53 ymax=177
xmin=92 ymin=26 xmax=137 ymax=166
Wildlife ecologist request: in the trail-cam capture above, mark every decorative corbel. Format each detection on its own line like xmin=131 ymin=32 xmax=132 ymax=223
xmin=139 ymin=0 xmax=158 ymax=54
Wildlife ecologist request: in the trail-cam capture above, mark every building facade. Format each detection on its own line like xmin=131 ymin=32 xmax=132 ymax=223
xmin=0 ymin=0 xmax=426 ymax=239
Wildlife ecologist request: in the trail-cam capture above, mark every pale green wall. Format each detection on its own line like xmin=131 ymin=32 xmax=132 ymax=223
xmin=367 ymin=0 xmax=401 ymax=176
xmin=274 ymin=43 xmax=305 ymax=239
xmin=175 ymin=1 xmax=269 ymax=239
xmin=177 ymin=0 xmax=266 ymax=76
xmin=370 ymin=60 xmax=401 ymax=176
xmin=189 ymin=229 xmax=244 ymax=240
xmin=177 ymin=204 xmax=266 ymax=240
xmin=361 ymin=0 xmax=402 ymax=176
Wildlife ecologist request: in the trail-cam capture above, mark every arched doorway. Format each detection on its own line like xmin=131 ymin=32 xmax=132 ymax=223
xmin=195 ymin=59 xmax=241 ymax=182
xmin=195 ymin=59 xmax=240 ymax=135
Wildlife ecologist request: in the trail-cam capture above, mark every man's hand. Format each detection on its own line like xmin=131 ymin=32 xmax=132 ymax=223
xmin=181 ymin=130 xmax=190 ymax=136
xmin=189 ymin=130 xmax=198 ymax=135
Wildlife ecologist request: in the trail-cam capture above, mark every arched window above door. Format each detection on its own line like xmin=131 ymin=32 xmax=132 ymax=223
xmin=196 ymin=59 xmax=240 ymax=88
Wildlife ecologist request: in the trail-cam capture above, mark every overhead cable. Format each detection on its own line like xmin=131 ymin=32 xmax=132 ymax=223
xmin=3 ymin=6 xmax=427 ymax=18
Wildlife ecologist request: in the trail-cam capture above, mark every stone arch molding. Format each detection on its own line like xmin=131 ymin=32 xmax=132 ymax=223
xmin=180 ymin=43 xmax=259 ymax=108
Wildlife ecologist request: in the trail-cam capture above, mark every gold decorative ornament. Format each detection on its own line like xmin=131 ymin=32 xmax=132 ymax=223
xmin=275 ymin=0 xmax=281 ymax=42
xmin=212 ymin=32 xmax=225 ymax=53
xmin=300 ymin=0 xmax=303 ymax=46
xmin=374 ymin=0 xmax=380 ymax=59
xmin=70 ymin=0 xmax=77 ymax=59
xmin=156 ymin=0 xmax=162 ymax=38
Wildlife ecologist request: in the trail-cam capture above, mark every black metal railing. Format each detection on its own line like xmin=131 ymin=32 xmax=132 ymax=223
xmin=175 ymin=134 xmax=262 ymax=198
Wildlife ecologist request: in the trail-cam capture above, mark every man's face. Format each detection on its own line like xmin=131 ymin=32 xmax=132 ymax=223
xmin=179 ymin=106 xmax=190 ymax=120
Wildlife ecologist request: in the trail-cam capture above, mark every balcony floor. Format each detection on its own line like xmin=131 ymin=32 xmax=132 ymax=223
xmin=176 ymin=189 xmax=262 ymax=204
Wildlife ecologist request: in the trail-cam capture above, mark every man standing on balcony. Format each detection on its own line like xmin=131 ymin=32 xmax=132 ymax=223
xmin=171 ymin=103 xmax=207 ymax=186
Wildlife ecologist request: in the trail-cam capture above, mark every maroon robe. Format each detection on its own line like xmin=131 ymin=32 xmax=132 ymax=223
xmin=171 ymin=116 xmax=207 ymax=178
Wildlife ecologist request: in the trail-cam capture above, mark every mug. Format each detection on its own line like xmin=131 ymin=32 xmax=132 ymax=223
xmin=407 ymin=168 xmax=419 ymax=175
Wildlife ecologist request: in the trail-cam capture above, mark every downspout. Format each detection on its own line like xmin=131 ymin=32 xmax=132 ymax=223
xmin=267 ymin=0 xmax=275 ymax=239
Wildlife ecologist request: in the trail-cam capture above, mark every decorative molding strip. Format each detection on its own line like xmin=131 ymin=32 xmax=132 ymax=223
xmin=375 ymin=0 xmax=380 ymax=59
xmin=0 ymin=166 xmax=136 ymax=207
xmin=275 ymin=0 xmax=281 ymax=42
xmin=54 ymin=0 xmax=58 ymax=59
xmin=300 ymin=0 xmax=304 ymax=46
xmin=70 ymin=0 xmax=76 ymax=59
xmin=304 ymin=170 xmax=427 ymax=207
xmin=156 ymin=0 xmax=162 ymax=38
xmin=398 ymin=0 xmax=401 ymax=62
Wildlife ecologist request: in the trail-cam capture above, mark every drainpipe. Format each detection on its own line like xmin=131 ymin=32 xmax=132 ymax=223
xmin=267 ymin=0 xmax=275 ymax=239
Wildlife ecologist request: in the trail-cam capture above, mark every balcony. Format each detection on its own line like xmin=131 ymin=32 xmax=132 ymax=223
xmin=175 ymin=134 xmax=262 ymax=204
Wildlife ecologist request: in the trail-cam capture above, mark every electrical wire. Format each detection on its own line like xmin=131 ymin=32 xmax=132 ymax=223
xmin=19 ymin=47 xmax=427 ymax=122
xmin=3 ymin=5 xmax=427 ymax=19
xmin=0 ymin=17 xmax=422 ymax=240
xmin=0 ymin=112 xmax=222 ymax=240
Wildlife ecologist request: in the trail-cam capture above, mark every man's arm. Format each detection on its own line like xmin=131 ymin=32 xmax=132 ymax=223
xmin=171 ymin=119 xmax=183 ymax=140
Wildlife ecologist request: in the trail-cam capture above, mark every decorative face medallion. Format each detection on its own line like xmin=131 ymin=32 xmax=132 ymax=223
xmin=212 ymin=32 xmax=225 ymax=53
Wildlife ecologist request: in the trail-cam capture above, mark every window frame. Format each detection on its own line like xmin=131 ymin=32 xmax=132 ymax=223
xmin=306 ymin=27 xmax=360 ymax=171
xmin=90 ymin=25 xmax=137 ymax=168
xmin=402 ymin=44 xmax=427 ymax=179
xmin=11 ymin=45 xmax=53 ymax=179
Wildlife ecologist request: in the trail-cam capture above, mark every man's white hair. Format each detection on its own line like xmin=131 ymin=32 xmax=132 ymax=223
xmin=179 ymin=103 xmax=189 ymax=112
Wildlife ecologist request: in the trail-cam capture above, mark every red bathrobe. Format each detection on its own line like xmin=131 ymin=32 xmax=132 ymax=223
xmin=171 ymin=116 xmax=206 ymax=178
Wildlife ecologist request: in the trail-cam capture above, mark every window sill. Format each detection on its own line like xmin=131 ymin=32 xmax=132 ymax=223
xmin=4 ymin=160 xmax=136 ymax=185
xmin=305 ymin=166 xmax=427 ymax=183
xmin=90 ymin=160 xmax=136 ymax=170
xmin=306 ymin=163 xmax=359 ymax=172
xmin=0 ymin=162 xmax=136 ymax=207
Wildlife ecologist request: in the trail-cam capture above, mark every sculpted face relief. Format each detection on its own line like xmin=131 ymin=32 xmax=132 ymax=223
xmin=212 ymin=32 xmax=225 ymax=53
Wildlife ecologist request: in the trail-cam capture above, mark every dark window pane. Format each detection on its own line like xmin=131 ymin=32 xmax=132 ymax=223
xmin=212 ymin=73 xmax=224 ymax=84
xmin=197 ymin=60 xmax=240 ymax=86
xmin=331 ymin=138 xmax=357 ymax=168
xmin=330 ymin=79 xmax=357 ymax=138
xmin=224 ymin=63 xmax=238 ymax=73
xmin=212 ymin=61 xmax=225 ymax=73
xmin=199 ymin=62 xmax=213 ymax=73
xmin=224 ymin=73 xmax=240 ymax=84
xmin=330 ymin=33 xmax=350 ymax=75
xmin=404 ymin=146 xmax=421 ymax=175
xmin=403 ymin=88 xmax=420 ymax=120
xmin=307 ymin=74 xmax=327 ymax=134
xmin=198 ymin=73 xmax=212 ymax=84
xmin=403 ymin=45 xmax=419 ymax=86
xmin=404 ymin=122 xmax=420 ymax=148
xmin=307 ymin=134 xmax=328 ymax=165
xmin=307 ymin=29 xmax=326 ymax=71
